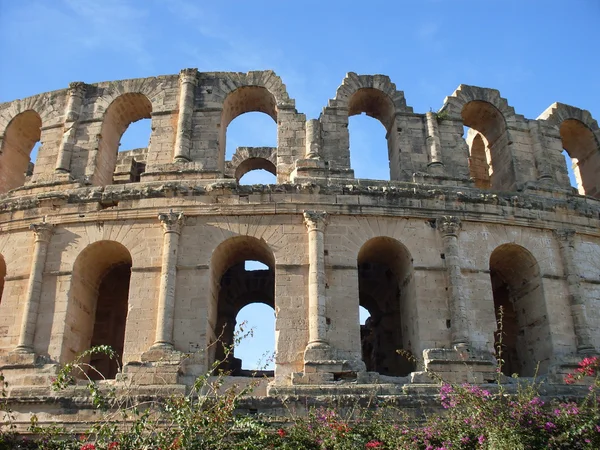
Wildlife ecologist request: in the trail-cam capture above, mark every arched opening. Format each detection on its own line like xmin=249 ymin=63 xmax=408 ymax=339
xmin=559 ymin=119 xmax=600 ymax=198
xmin=467 ymin=130 xmax=491 ymax=189
xmin=490 ymin=244 xmax=551 ymax=377
xmin=0 ymin=110 xmax=42 ymax=193
xmin=64 ymin=241 xmax=132 ymax=379
xmin=94 ymin=93 xmax=152 ymax=186
xmin=0 ymin=254 xmax=6 ymax=304
xmin=210 ymin=236 xmax=275 ymax=377
xmin=462 ymin=101 xmax=513 ymax=190
xmin=233 ymin=303 xmax=275 ymax=372
xmin=236 ymin=157 xmax=277 ymax=185
xmin=220 ymin=87 xmax=278 ymax=172
xmin=348 ymin=88 xmax=395 ymax=180
xmin=562 ymin=150 xmax=578 ymax=191
xmin=225 ymin=112 xmax=277 ymax=161
xmin=358 ymin=237 xmax=415 ymax=377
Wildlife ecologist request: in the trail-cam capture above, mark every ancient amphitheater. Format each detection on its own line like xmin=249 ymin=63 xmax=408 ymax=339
xmin=0 ymin=69 xmax=598 ymax=424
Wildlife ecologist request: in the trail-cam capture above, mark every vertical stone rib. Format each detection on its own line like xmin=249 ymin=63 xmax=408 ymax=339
xmin=436 ymin=216 xmax=469 ymax=347
xmin=55 ymin=82 xmax=86 ymax=173
xmin=305 ymin=119 xmax=322 ymax=159
xmin=303 ymin=211 xmax=329 ymax=354
xmin=528 ymin=121 xmax=553 ymax=182
xmin=173 ymin=68 xmax=198 ymax=162
xmin=426 ymin=112 xmax=444 ymax=173
xmin=554 ymin=229 xmax=594 ymax=353
xmin=14 ymin=222 xmax=54 ymax=353
xmin=152 ymin=211 xmax=184 ymax=348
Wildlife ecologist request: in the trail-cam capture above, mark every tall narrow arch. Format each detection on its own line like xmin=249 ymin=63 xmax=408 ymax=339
xmin=0 ymin=254 xmax=6 ymax=303
xmin=219 ymin=86 xmax=278 ymax=173
xmin=490 ymin=244 xmax=551 ymax=377
xmin=63 ymin=241 xmax=132 ymax=379
xmin=209 ymin=236 xmax=275 ymax=375
xmin=94 ymin=93 xmax=152 ymax=186
xmin=466 ymin=130 xmax=491 ymax=189
xmin=0 ymin=110 xmax=42 ymax=193
xmin=559 ymin=119 xmax=600 ymax=198
xmin=462 ymin=100 xmax=514 ymax=190
xmin=357 ymin=237 xmax=415 ymax=377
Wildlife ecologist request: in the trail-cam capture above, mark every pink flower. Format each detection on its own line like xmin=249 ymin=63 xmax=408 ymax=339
xmin=80 ymin=445 xmax=96 ymax=450
xmin=366 ymin=441 xmax=383 ymax=448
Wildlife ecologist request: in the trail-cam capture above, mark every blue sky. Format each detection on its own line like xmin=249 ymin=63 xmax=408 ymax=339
xmin=1 ymin=0 xmax=598 ymax=370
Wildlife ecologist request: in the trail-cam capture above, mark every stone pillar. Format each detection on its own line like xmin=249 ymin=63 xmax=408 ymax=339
xmin=55 ymin=82 xmax=86 ymax=173
xmin=152 ymin=211 xmax=185 ymax=349
xmin=426 ymin=112 xmax=444 ymax=173
xmin=173 ymin=68 xmax=198 ymax=162
xmin=528 ymin=121 xmax=553 ymax=183
xmin=436 ymin=216 xmax=469 ymax=347
xmin=554 ymin=229 xmax=594 ymax=353
xmin=305 ymin=119 xmax=322 ymax=159
xmin=303 ymin=210 xmax=330 ymax=358
xmin=13 ymin=222 xmax=54 ymax=353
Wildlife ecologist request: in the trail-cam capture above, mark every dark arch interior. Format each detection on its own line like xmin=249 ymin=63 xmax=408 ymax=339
xmin=490 ymin=244 xmax=550 ymax=377
xmin=358 ymin=237 xmax=415 ymax=377
xmin=0 ymin=255 xmax=5 ymax=304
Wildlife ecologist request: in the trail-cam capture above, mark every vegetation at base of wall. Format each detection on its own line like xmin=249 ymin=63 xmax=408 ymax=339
xmin=1 ymin=331 xmax=599 ymax=449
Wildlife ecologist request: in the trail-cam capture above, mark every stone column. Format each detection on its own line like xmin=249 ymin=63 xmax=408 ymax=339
xmin=425 ymin=112 xmax=444 ymax=173
xmin=152 ymin=211 xmax=185 ymax=348
xmin=303 ymin=210 xmax=330 ymax=357
xmin=528 ymin=121 xmax=553 ymax=183
xmin=173 ymin=68 xmax=198 ymax=162
xmin=305 ymin=119 xmax=322 ymax=159
xmin=436 ymin=216 xmax=470 ymax=347
xmin=55 ymin=82 xmax=86 ymax=173
xmin=554 ymin=229 xmax=594 ymax=353
xmin=13 ymin=222 xmax=54 ymax=353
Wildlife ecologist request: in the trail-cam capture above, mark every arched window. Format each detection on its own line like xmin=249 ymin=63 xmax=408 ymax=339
xmin=559 ymin=119 xmax=600 ymax=198
xmin=234 ymin=303 xmax=275 ymax=373
xmin=220 ymin=87 xmax=278 ymax=173
xmin=357 ymin=237 xmax=415 ymax=377
xmin=95 ymin=93 xmax=152 ymax=186
xmin=0 ymin=254 xmax=6 ymax=304
xmin=113 ymin=117 xmax=151 ymax=184
xmin=210 ymin=236 xmax=275 ymax=377
xmin=348 ymin=88 xmax=395 ymax=180
xmin=0 ymin=110 xmax=42 ymax=193
xmin=490 ymin=244 xmax=550 ymax=377
xmin=64 ymin=241 xmax=132 ymax=379
xmin=462 ymin=101 xmax=513 ymax=191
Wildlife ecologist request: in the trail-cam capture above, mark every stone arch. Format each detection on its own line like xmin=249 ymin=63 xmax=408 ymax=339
xmin=357 ymin=236 xmax=415 ymax=377
xmin=93 ymin=93 xmax=152 ymax=186
xmin=538 ymin=103 xmax=600 ymax=198
xmin=225 ymin=147 xmax=278 ymax=182
xmin=440 ymin=85 xmax=519 ymax=191
xmin=0 ymin=254 xmax=5 ymax=304
xmin=62 ymin=240 xmax=132 ymax=379
xmin=466 ymin=130 xmax=491 ymax=189
xmin=324 ymin=73 xmax=413 ymax=178
xmin=0 ymin=110 xmax=42 ymax=193
xmin=209 ymin=236 xmax=276 ymax=374
xmin=489 ymin=243 xmax=551 ymax=377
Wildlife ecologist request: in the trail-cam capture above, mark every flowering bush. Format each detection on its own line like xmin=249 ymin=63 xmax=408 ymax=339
xmin=0 ymin=346 xmax=599 ymax=449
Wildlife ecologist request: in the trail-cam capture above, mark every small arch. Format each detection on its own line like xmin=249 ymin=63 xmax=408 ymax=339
xmin=462 ymin=100 xmax=514 ymax=190
xmin=489 ymin=244 xmax=551 ymax=377
xmin=210 ymin=236 xmax=275 ymax=376
xmin=235 ymin=158 xmax=277 ymax=183
xmin=0 ymin=110 xmax=42 ymax=193
xmin=358 ymin=237 xmax=415 ymax=377
xmin=559 ymin=119 xmax=600 ymax=198
xmin=63 ymin=241 xmax=132 ymax=379
xmin=219 ymin=86 xmax=278 ymax=170
xmin=467 ymin=130 xmax=491 ymax=189
xmin=0 ymin=254 xmax=6 ymax=304
xmin=225 ymin=112 xmax=277 ymax=160
xmin=234 ymin=303 xmax=275 ymax=373
xmin=94 ymin=93 xmax=152 ymax=186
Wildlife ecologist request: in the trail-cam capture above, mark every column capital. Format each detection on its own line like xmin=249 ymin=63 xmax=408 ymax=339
xmin=158 ymin=211 xmax=185 ymax=234
xmin=68 ymin=81 xmax=87 ymax=96
xmin=29 ymin=222 xmax=54 ymax=243
xmin=179 ymin=68 xmax=199 ymax=85
xmin=303 ymin=210 xmax=328 ymax=232
xmin=554 ymin=228 xmax=576 ymax=242
xmin=436 ymin=216 xmax=461 ymax=237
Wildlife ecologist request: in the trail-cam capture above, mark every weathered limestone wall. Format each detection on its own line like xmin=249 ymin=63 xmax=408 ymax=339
xmin=0 ymin=70 xmax=598 ymax=420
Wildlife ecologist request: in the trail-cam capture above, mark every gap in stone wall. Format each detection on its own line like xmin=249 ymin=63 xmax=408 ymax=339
xmin=349 ymin=114 xmax=390 ymax=180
